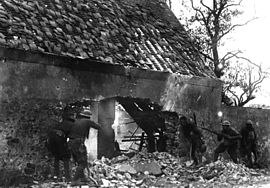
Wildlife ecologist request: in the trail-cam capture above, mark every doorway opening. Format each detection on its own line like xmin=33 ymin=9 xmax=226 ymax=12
xmin=113 ymin=97 xmax=180 ymax=155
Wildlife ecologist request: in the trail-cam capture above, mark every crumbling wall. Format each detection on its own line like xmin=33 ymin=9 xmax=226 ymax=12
xmin=0 ymin=49 xmax=165 ymax=167
xmin=161 ymin=74 xmax=222 ymax=112
xmin=0 ymin=58 xmax=70 ymax=179
xmin=0 ymin=59 xmax=85 ymax=181
xmin=160 ymin=74 xmax=223 ymax=161
xmin=0 ymin=48 xmax=222 ymax=180
xmin=0 ymin=99 xmax=61 ymax=178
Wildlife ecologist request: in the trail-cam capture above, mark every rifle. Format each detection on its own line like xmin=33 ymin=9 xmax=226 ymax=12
xmin=192 ymin=114 xmax=220 ymax=137
xmin=199 ymin=126 xmax=232 ymax=141
xmin=199 ymin=122 xmax=241 ymax=140
xmin=193 ymin=112 xmax=197 ymax=126
xmin=199 ymin=126 xmax=221 ymax=136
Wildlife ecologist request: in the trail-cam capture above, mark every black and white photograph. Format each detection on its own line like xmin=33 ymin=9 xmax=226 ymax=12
xmin=0 ymin=0 xmax=270 ymax=187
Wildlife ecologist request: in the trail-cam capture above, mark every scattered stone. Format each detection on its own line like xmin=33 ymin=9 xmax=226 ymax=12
xmin=115 ymin=163 xmax=137 ymax=175
xmin=111 ymin=154 xmax=129 ymax=163
xmin=5 ymin=151 xmax=270 ymax=187
xmin=133 ymin=161 xmax=162 ymax=176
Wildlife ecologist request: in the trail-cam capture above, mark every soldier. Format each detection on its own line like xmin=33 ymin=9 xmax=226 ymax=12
xmin=46 ymin=112 xmax=75 ymax=181
xmin=146 ymin=130 xmax=156 ymax=153
xmin=156 ymin=129 xmax=168 ymax=152
xmin=68 ymin=110 xmax=101 ymax=185
xmin=180 ymin=116 xmax=206 ymax=165
xmin=214 ymin=120 xmax=242 ymax=163
xmin=240 ymin=120 xmax=258 ymax=167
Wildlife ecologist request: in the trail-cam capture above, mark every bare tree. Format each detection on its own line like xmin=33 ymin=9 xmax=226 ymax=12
xmin=170 ymin=0 xmax=265 ymax=106
xmin=222 ymin=57 xmax=269 ymax=107
xmin=176 ymin=0 xmax=256 ymax=78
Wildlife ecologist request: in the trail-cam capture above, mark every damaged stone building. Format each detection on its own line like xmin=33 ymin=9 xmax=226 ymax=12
xmin=0 ymin=0 xmax=233 ymax=171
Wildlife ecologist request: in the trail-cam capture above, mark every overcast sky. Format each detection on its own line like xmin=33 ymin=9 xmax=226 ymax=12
xmin=228 ymin=0 xmax=270 ymax=106
xmin=171 ymin=0 xmax=270 ymax=106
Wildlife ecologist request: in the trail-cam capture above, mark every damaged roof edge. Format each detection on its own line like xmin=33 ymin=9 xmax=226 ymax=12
xmin=0 ymin=46 xmax=170 ymax=81
xmin=0 ymin=47 xmax=220 ymax=84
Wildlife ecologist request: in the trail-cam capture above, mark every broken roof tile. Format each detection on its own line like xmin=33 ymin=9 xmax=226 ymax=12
xmin=0 ymin=0 xmax=215 ymax=77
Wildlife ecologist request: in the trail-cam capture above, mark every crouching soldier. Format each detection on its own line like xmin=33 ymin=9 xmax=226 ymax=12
xmin=240 ymin=120 xmax=258 ymax=167
xmin=47 ymin=112 xmax=75 ymax=181
xmin=68 ymin=110 xmax=101 ymax=185
xmin=214 ymin=120 xmax=242 ymax=163
xmin=180 ymin=116 xmax=206 ymax=166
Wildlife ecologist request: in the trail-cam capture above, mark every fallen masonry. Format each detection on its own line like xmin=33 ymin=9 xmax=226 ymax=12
xmin=3 ymin=152 xmax=270 ymax=188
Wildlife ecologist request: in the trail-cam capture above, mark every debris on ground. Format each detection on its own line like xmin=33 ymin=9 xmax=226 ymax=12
xmin=5 ymin=152 xmax=270 ymax=187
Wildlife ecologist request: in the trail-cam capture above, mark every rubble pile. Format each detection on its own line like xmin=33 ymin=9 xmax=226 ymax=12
xmin=29 ymin=152 xmax=270 ymax=187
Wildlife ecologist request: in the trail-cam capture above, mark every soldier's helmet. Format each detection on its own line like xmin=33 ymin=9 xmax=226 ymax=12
xmin=246 ymin=120 xmax=253 ymax=129
xmin=222 ymin=120 xmax=231 ymax=126
xmin=79 ymin=110 xmax=92 ymax=118
xmin=246 ymin=120 xmax=253 ymax=125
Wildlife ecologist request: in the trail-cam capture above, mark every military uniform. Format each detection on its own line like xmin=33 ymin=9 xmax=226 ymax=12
xmin=47 ymin=116 xmax=74 ymax=181
xmin=240 ymin=120 xmax=258 ymax=167
xmin=214 ymin=120 xmax=241 ymax=163
xmin=156 ymin=131 xmax=168 ymax=152
xmin=68 ymin=114 xmax=100 ymax=183
xmin=180 ymin=116 xmax=206 ymax=165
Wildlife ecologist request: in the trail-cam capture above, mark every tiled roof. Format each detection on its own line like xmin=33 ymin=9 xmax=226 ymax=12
xmin=0 ymin=0 xmax=215 ymax=77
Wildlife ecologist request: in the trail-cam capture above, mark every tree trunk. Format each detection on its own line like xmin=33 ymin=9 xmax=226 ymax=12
xmin=212 ymin=41 xmax=221 ymax=78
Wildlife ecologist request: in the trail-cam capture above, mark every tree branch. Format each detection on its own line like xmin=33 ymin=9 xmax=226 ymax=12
xmin=227 ymin=88 xmax=240 ymax=103
xmin=200 ymin=51 xmax=214 ymax=61
xmin=238 ymin=96 xmax=255 ymax=107
xmin=220 ymin=50 xmax=242 ymax=63
xmin=190 ymin=0 xmax=214 ymax=38
xmin=252 ymin=72 xmax=265 ymax=89
xmin=223 ymin=0 xmax=244 ymax=9
xmin=216 ymin=0 xmax=226 ymax=19
xmin=232 ymin=54 xmax=269 ymax=76
xmin=218 ymin=17 xmax=258 ymax=41
xmin=200 ymin=0 xmax=212 ymax=12
xmin=239 ymin=87 xmax=250 ymax=104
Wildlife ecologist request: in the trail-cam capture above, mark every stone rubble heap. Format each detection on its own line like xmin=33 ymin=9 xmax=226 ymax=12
xmin=29 ymin=152 xmax=269 ymax=188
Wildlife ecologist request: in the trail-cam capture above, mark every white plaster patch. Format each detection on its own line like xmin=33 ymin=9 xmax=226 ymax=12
xmin=161 ymin=74 xmax=190 ymax=111
xmin=85 ymin=128 xmax=98 ymax=160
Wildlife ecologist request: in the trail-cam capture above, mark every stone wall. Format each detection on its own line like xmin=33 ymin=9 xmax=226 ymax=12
xmin=0 ymin=47 xmax=221 ymax=174
xmin=159 ymin=74 xmax=222 ymax=160
xmin=221 ymin=105 xmax=270 ymax=166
